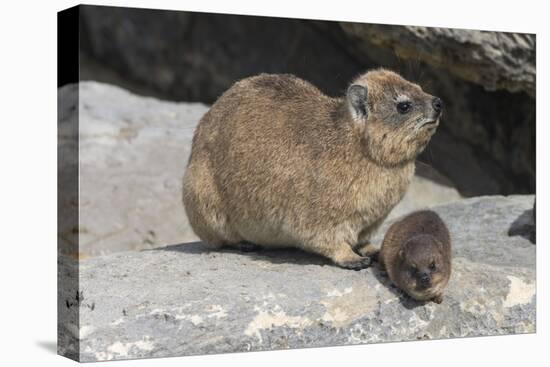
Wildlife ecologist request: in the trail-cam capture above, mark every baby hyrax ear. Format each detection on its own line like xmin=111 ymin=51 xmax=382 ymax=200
xmin=398 ymin=249 xmax=405 ymax=260
xmin=347 ymin=84 xmax=369 ymax=121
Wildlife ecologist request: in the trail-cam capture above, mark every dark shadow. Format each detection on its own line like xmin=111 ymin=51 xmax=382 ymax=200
xmin=36 ymin=340 xmax=57 ymax=354
xmin=156 ymin=241 xmax=332 ymax=267
xmin=508 ymin=208 xmax=535 ymax=244
xmin=414 ymin=161 xmax=456 ymax=189
xmin=370 ymin=261 xmax=428 ymax=309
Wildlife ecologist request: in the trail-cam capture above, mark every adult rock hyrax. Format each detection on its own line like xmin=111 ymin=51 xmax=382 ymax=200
xmin=182 ymin=69 xmax=443 ymax=269
xmin=379 ymin=210 xmax=451 ymax=303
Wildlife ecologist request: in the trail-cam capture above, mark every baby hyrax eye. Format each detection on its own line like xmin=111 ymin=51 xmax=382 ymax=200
xmin=429 ymin=261 xmax=437 ymax=271
xmin=396 ymin=101 xmax=412 ymax=114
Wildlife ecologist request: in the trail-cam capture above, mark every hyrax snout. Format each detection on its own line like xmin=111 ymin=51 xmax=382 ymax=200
xmin=182 ymin=69 xmax=442 ymax=269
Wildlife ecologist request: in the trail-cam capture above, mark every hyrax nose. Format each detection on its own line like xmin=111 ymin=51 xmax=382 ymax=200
xmin=419 ymin=273 xmax=431 ymax=286
xmin=432 ymin=97 xmax=443 ymax=114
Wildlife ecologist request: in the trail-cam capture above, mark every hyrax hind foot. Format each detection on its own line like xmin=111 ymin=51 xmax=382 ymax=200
xmin=328 ymin=244 xmax=372 ymax=270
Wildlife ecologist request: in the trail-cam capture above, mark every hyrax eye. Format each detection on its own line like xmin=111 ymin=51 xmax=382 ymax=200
xmin=396 ymin=101 xmax=412 ymax=114
xmin=429 ymin=261 xmax=436 ymax=271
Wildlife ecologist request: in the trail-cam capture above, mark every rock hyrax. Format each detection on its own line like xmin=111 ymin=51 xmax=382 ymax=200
xmin=182 ymin=69 xmax=443 ymax=269
xmin=379 ymin=210 xmax=451 ymax=303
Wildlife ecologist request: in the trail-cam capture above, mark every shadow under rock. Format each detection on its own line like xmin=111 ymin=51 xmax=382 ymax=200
xmin=157 ymin=241 xmax=332 ymax=267
xmin=508 ymin=208 xmax=535 ymax=244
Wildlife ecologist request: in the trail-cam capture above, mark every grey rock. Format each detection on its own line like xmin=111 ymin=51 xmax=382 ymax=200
xmin=340 ymin=24 xmax=536 ymax=96
xmin=389 ymin=163 xmax=461 ymax=220
xmin=59 ymin=82 xmax=460 ymax=257
xmin=78 ymin=83 xmax=207 ymax=257
xmin=58 ymin=83 xmax=79 ymax=258
xmin=71 ymin=82 xmax=207 ymax=257
xmin=58 ymin=195 xmax=535 ymax=361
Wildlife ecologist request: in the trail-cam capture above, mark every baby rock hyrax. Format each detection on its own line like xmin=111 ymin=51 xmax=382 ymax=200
xmin=379 ymin=210 xmax=452 ymax=303
xmin=182 ymin=69 xmax=443 ymax=269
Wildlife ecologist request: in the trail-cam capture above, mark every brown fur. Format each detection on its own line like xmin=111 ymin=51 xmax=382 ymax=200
xmin=379 ymin=210 xmax=452 ymax=303
xmin=182 ymin=69 xmax=441 ymax=269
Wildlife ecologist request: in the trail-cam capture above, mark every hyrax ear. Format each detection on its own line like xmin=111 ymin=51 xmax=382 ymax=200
xmin=433 ymin=238 xmax=445 ymax=251
xmin=398 ymin=249 xmax=405 ymax=260
xmin=347 ymin=84 xmax=369 ymax=121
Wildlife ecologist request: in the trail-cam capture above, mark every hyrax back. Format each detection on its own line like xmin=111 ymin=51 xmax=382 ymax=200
xmin=182 ymin=70 xmax=443 ymax=269
xmin=380 ymin=210 xmax=452 ymax=303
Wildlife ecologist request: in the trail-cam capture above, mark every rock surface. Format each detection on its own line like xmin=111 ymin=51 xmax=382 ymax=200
xmin=389 ymin=163 xmax=461 ymax=220
xmin=59 ymin=82 xmax=460 ymax=257
xmin=60 ymin=82 xmax=208 ymax=258
xmin=58 ymin=195 xmax=535 ymax=361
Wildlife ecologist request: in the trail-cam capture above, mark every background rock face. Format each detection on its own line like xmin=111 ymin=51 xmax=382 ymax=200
xmin=78 ymin=5 xmax=535 ymax=197
xmin=79 ymin=6 xmax=361 ymax=103
xmin=58 ymin=196 xmax=535 ymax=362
xmin=60 ymin=82 xmax=460 ymax=257
xmin=340 ymin=24 xmax=536 ymax=96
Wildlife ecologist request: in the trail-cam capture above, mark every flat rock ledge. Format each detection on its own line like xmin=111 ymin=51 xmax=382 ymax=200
xmin=59 ymin=195 xmax=535 ymax=362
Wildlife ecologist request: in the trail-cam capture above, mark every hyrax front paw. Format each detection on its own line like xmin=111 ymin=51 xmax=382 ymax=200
xmin=338 ymin=256 xmax=372 ymax=270
xmin=355 ymin=242 xmax=380 ymax=259
xmin=432 ymin=294 xmax=443 ymax=304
